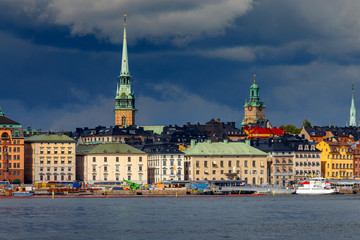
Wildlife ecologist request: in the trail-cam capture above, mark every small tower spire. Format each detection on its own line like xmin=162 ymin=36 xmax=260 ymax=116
xmin=349 ymin=82 xmax=357 ymax=127
xmin=253 ymin=74 xmax=256 ymax=83
xmin=120 ymin=14 xmax=130 ymax=77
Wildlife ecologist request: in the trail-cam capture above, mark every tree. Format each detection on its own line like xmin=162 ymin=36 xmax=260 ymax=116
xmin=280 ymin=124 xmax=301 ymax=134
xmin=302 ymin=119 xmax=312 ymax=128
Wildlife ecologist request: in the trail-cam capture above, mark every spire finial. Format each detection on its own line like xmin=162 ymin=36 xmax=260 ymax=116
xmin=124 ymin=14 xmax=127 ymax=26
xmin=253 ymin=74 xmax=256 ymax=83
xmin=352 ymin=81 xmax=354 ymax=93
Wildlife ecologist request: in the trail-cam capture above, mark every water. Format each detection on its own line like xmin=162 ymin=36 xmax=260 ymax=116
xmin=0 ymin=195 xmax=359 ymax=240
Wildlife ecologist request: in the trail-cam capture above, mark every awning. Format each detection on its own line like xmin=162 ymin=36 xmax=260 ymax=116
xmin=298 ymin=181 xmax=310 ymax=185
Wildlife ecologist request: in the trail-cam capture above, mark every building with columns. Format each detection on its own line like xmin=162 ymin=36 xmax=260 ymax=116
xmin=242 ymin=76 xmax=266 ymax=127
xmin=115 ymin=14 xmax=136 ymax=128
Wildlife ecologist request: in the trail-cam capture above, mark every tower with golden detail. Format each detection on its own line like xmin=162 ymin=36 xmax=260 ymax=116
xmin=241 ymin=75 xmax=266 ymax=126
xmin=115 ymin=14 xmax=136 ymax=127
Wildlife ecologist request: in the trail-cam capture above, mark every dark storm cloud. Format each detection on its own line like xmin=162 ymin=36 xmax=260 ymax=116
xmin=1 ymin=0 xmax=360 ymax=130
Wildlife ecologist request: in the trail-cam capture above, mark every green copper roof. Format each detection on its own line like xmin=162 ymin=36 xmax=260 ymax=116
xmin=141 ymin=126 xmax=164 ymax=135
xmin=120 ymin=17 xmax=130 ymax=77
xmin=184 ymin=141 xmax=267 ymax=156
xmin=25 ymin=134 xmax=76 ymax=143
xmin=76 ymin=143 xmax=145 ymax=155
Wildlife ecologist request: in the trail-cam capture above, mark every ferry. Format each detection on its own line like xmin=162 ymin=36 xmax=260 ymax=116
xmin=295 ymin=178 xmax=338 ymax=195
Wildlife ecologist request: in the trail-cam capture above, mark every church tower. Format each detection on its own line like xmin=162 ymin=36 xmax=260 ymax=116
xmin=242 ymin=75 xmax=266 ymax=126
xmin=349 ymin=83 xmax=356 ymax=127
xmin=115 ymin=14 xmax=136 ymax=127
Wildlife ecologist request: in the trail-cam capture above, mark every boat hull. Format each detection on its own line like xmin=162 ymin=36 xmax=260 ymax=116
xmin=295 ymin=189 xmax=338 ymax=195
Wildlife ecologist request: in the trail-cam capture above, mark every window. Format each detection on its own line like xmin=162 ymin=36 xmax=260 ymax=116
xmin=128 ymin=166 xmax=131 ymax=171
xmin=47 ymin=148 xmax=51 ymax=154
xmin=47 ymin=158 xmax=51 ymax=164
xmin=139 ymin=157 xmax=142 ymax=162
xmin=163 ymin=169 xmax=167 ymax=175
xmin=68 ymin=148 xmax=72 ymax=154
xmin=116 ymin=165 xmax=120 ymax=172
xmin=128 ymin=175 xmax=131 ymax=181
xmin=236 ymin=161 xmax=240 ymax=167
xmin=178 ymin=160 xmax=181 ymax=166
xmin=220 ymin=161 xmax=224 ymax=167
xmin=68 ymin=167 xmax=71 ymax=171
xmin=104 ymin=157 xmax=107 ymax=163
xmin=116 ymin=157 xmax=119 ymax=162
xmin=244 ymin=160 xmax=248 ymax=167
xmin=116 ymin=175 xmax=120 ymax=181
xmin=163 ymin=160 xmax=166 ymax=166
xmin=92 ymin=166 xmax=96 ymax=172
xmin=9 ymin=163 xmax=11 ymax=168
xmin=40 ymin=167 xmax=43 ymax=172
xmin=54 ymin=167 xmax=57 ymax=172
xmin=47 ymin=167 xmax=50 ymax=171
xmin=245 ymin=170 xmax=248 ymax=174
xmin=128 ymin=157 xmax=131 ymax=162
xmin=61 ymin=148 xmax=65 ymax=154
xmin=61 ymin=168 xmax=64 ymax=172
xmin=68 ymin=157 xmax=72 ymax=164
xmin=252 ymin=161 xmax=256 ymax=167
xmin=196 ymin=161 xmax=200 ymax=167
xmin=54 ymin=148 xmax=58 ymax=154
xmin=93 ymin=157 xmax=96 ymax=162
xmin=104 ymin=166 xmax=107 ymax=172
xmin=139 ymin=166 xmax=143 ymax=171
xmin=61 ymin=158 xmax=65 ymax=164
xmin=228 ymin=161 xmax=232 ymax=167
xmin=204 ymin=161 xmax=208 ymax=168
xmin=54 ymin=157 xmax=58 ymax=164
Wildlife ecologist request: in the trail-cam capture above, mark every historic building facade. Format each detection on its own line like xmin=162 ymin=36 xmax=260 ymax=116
xmin=317 ymin=140 xmax=354 ymax=179
xmin=76 ymin=143 xmax=148 ymax=184
xmin=140 ymin=142 xmax=185 ymax=184
xmin=115 ymin=15 xmax=136 ymax=127
xmin=24 ymin=134 xmax=76 ymax=183
xmin=184 ymin=140 xmax=268 ymax=185
xmin=0 ymin=109 xmax=25 ymax=183
xmin=242 ymin=76 xmax=266 ymax=126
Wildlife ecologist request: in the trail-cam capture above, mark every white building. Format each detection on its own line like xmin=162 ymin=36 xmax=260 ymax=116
xmin=76 ymin=143 xmax=148 ymax=184
xmin=140 ymin=143 xmax=185 ymax=184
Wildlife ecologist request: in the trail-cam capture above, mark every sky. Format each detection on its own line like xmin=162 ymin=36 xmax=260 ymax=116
xmin=1 ymin=0 xmax=360 ymax=131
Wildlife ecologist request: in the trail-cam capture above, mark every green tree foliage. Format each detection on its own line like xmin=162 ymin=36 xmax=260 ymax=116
xmin=302 ymin=119 xmax=312 ymax=128
xmin=280 ymin=124 xmax=301 ymax=134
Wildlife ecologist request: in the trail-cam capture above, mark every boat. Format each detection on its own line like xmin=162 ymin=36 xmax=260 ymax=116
xmin=295 ymin=178 xmax=338 ymax=195
xmin=12 ymin=192 xmax=34 ymax=197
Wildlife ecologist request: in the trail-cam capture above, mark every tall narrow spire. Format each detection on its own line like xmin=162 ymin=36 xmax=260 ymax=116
xmin=349 ymin=82 xmax=357 ymax=127
xmin=120 ymin=14 xmax=130 ymax=77
xmin=115 ymin=14 xmax=136 ymax=127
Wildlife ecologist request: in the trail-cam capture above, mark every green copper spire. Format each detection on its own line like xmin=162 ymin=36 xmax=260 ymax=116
xmin=115 ymin=14 xmax=136 ymax=112
xmin=350 ymin=82 xmax=356 ymax=127
xmin=0 ymin=107 xmax=4 ymax=117
xmin=120 ymin=14 xmax=130 ymax=77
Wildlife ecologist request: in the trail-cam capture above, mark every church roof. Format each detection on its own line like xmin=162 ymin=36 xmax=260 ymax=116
xmin=0 ymin=116 xmax=20 ymax=125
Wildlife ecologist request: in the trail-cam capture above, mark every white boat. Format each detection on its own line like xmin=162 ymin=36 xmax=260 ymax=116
xmin=295 ymin=178 xmax=338 ymax=195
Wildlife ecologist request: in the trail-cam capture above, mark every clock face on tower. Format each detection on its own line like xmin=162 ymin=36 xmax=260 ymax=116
xmin=121 ymin=93 xmax=126 ymax=98
xmin=248 ymin=105 xmax=252 ymax=111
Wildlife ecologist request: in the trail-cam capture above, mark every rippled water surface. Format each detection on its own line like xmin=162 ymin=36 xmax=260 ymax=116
xmin=1 ymin=195 xmax=360 ymax=240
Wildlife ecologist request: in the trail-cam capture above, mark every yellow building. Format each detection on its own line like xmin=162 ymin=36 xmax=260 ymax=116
xmin=24 ymin=134 xmax=76 ymax=183
xmin=316 ymin=140 xmax=353 ymax=179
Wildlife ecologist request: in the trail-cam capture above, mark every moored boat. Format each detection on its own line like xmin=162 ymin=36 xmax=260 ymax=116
xmin=295 ymin=178 xmax=338 ymax=195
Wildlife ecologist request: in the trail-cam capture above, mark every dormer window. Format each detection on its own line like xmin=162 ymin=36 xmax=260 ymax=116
xmin=304 ymin=145 xmax=309 ymax=150
xmin=298 ymin=145 xmax=303 ymax=150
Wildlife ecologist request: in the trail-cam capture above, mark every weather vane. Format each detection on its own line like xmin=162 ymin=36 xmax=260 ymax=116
xmin=124 ymin=14 xmax=127 ymax=26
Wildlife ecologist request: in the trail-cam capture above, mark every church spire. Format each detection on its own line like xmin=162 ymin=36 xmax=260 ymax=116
xmin=115 ymin=14 xmax=136 ymax=127
xmin=120 ymin=14 xmax=130 ymax=77
xmin=349 ymin=82 xmax=357 ymax=127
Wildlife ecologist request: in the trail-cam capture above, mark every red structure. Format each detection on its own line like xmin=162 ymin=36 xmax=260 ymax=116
xmin=244 ymin=126 xmax=285 ymax=139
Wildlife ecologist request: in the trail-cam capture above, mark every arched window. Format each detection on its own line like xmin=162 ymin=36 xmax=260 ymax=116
xmin=252 ymin=177 xmax=256 ymax=185
xmin=121 ymin=116 xmax=126 ymax=126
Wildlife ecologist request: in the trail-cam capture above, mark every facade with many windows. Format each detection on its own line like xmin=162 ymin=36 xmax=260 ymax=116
xmin=76 ymin=143 xmax=147 ymax=184
xmin=24 ymin=134 xmax=76 ymax=183
xmin=0 ymin=109 xmax=25 ymax=183
xmin=184 ymin=140 xmax=268 ymax=185
xmin=317 ymin=140 xmax=354 ymax=179
xmin=140 ymin=143 xmax=184 ymax=184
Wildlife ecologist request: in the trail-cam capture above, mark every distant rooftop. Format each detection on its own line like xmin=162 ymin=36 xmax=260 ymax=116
xmin=25 ymin=134 xmax=76 ymax=143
